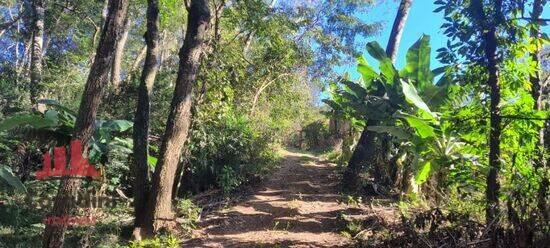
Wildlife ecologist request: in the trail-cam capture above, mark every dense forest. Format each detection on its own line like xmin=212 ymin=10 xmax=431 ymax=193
xmin=0 ymin=0 xmax=548 ymax=247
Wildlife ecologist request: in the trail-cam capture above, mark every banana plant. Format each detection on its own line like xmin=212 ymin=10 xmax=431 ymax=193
xmin=0 ymin=100 xmax=135 ymax=192
xmin=325 ymin=35 xmax=472 ymax=189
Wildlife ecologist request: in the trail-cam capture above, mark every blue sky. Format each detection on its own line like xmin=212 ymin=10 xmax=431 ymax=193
xmin=334 ymin=0 xmax=447 ymax=80
xmin=334 ymin=0 xmax=550 ymax=81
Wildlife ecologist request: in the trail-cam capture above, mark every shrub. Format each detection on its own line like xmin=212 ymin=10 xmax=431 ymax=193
xmin=181 ymin=112 xmax=278 ymax=194
xmin=127 ymin=234 xmax=180 ymax=248
xmin=175 ymin=199 xmax=201 ymax=233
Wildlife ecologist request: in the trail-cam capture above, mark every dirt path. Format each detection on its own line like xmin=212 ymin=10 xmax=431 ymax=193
xmin=182 ymin=150 xmax=354 ymax=247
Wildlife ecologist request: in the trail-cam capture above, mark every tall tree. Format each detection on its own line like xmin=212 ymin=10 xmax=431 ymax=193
xmin=343 ymin=0 xmax=413 ymax=191
xmin=471 ymin=0 xmax=503 ymax=227
xmin=111 ymin=17 xmax=131 ymax=94
xmin=141 ymin=0 xmax=211 ymax=236
xmin=278 ymin=0 xmax=380 ymax=80
xmin=29 ymin=0 xmax=44 ymax=110
xmin=132 ymin=0 xmax=160 ymax=233
xmin=529 ymin=0 xmax=548 ymax=221
xmin=385 ymin=0 xmax=413 ymax=62
xmin=41 ymin=0 xmax=129 ymax=246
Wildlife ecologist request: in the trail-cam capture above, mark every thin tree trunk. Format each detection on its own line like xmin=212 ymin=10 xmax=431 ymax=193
xmin=132 ymin=0 xmax=161 ymax=235
xmin=10 ymin=6 xmax=21 ymax=82
xmin=29 ymin=0 xmax=44 ymax=110
xmin=171 ymin=156 xmax=187 ymax=200
xmin=250 ymin=73 xmax=291 ymax=115
xmin=125 ymin=45 xmax=147 ymax=84
xmin=385 ymin=0 xmax=412 ymax=62
xmin=529 ymin=0 xmax=548 ymax=222
xmin=89 ymin=0 xmax=110 ymax=65
xmin=142 ymin=0 xmax=211 ymax=237
xmin=472 ymin=0 xmax=503 ymax=234
xmin=343 ymin=0 xmax=413 ymax=192
xmin=111 ymin=18 xmax=131 ymax=94
xmin=41 ymin=1 xmax=129 ymax=247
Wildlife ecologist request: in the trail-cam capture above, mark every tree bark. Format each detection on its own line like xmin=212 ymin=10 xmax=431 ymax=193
xmin=343 ymin=0 xmax=413 ymax=192
xmin=385 ymin=0 xmax=412 ymax=62
xmin=472 ymin=0 xmax=503 ymax=231
xmin=41 ymin=1 xmax=129 ymax=247
xmin=142 ymin=0 xmax=211 ymax=236
xmin=29 ymin=0 xmax=44 ymax=110
xmin=125 ymin=45 xmax=148 ymax=84
xmin=528 ymin=0 xmax=548 ymax=222
xmin=89 ymin=0 xmax=110 ymax=65
xmin=342 ymin=119 xmax=378 ymax=191
xmin=485 ymin=23 xmax=501 ymax=225
xmin=132 ymin=0 xmax=161 ymax=233
xmin=111 ymin=17 xmax=131 ymax=94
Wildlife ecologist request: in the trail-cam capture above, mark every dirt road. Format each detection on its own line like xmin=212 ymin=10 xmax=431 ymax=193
xmin=182 ymin=150 xmax=354 ymax=247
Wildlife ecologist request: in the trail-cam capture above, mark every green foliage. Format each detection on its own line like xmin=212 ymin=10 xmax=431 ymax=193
xmin=128 ymin=234 xmax=180 ymax=248
xmin=183 ymin=111 xmax=277 ymax=194
xmin=415 ymin=161 xmax=432 ymax=185
xmin=400 ymin=80 xmax=435 ymax=119
xmin=0 ymin=100 xmax=134 ymax=193
xmin=401 ymin=35 xmax=433 ymax=89
xmin=0 ymin=166 xmax=26 ymax=193
xmin=175 ymin=198 xmax=201 ymax=233
xmin=326 ymin=36 xmax=461 ymax=188
xmin=295 ymin=120 xmax=332 ymax=151
xmin=0 ymin=114 xmax=57 ymax=132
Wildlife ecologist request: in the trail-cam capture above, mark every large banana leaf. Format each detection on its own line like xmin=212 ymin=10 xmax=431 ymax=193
xmin=406 ymin=116 xmax=435 ymax=139
xmin=422 ymin=84 xmax=449 ymax=108
xmin=0 ymin=165 xmax=26 ymax=193
xmin=37 ymin=99 xmax=77 ymax=116
xmin=401 ymin=80 xmax=436 ymax=119
xmin=367 ymin=126 xmax=412 ymax=140
xmin=102 ymin=120 xmax=133 ymax=132
xmin=394 ymin=112 xmax=436 ymax=139
xmin=366 ymin=41 xmax=398 ymax=85
xmin=401 ymin=35 xmax=433 ymax=89
xmin=0 ymin=114 xmax=58 ymax=132
xmin=365 ymin=41 xmax=388 ymax=61
xmin=322 ymin=99 xmax=343 ymax=112
xmin=341 ymin=80 xmax=368 ymax=99
xmin=357 ymin=56 xmax=378 ymax=85
xmin=415 ymin=160 xmax=432 ymax=185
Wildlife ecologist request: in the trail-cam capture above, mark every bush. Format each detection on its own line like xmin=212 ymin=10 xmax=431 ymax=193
xmin=180 ymin=112 xmax=278 ymax=194
xmin=287 ymin=120 xmax=333 ymax=151
xmin=175 ymin=199 xmax=201 ymax=233
xmin=127 ymin=234 xmax=180 ymax=248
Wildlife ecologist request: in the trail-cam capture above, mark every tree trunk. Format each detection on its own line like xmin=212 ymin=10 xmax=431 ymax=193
xmin=41 ymin=1 xmax=129 ymax=247
xmin=89 ymin=0 xmax=110 ymax=65
xmin=473 ymin=0 xmax=503 ymax=233
xmin=385 ymin=0 xmax=412 ymax=62
xmin=142 ymin=0 xmax=211 ymax=236
xmin=29 ymin=0 xmax=44 ymax=111
xmin=172 ymin=157 xmax=187 ymax=200
xmin=529 ymin=0 xmax=548 ymax=222
xmin=343 ymin=0 xmax=413 ymax=192
xmin=132 ymin=0 xmax=160 ymax=233
xmin=485 ymin=23 xmax=502 ymax=247
xmin=342 ymin=119 xmax=378 ymax=191
xmin=125 ymin=45 xmax=148 ymax=84
xmin=11 ymin=5 xmax=22 ymax=82
xmin=111 ymin=17 xmax=131 ymax=94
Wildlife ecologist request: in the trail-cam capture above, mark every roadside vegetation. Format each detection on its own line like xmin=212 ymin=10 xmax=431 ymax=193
xmin=0 ymin=0 xmax=547 ymax=247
